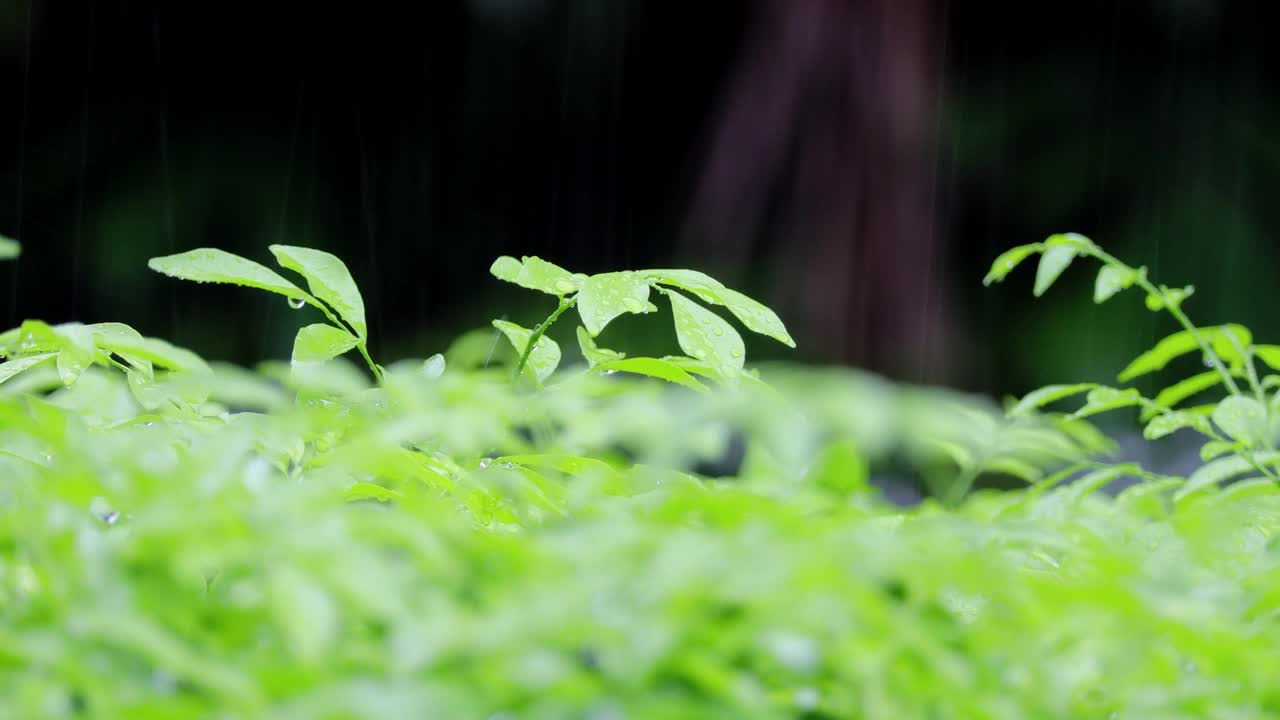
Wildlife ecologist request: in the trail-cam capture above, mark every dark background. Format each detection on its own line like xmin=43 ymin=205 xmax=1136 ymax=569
xmin=3 ymin=0 xmax=1278 ymax=398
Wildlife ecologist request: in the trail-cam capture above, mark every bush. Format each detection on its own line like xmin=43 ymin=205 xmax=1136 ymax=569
xmin=1 ymin=235 xmax=1277 ymax=718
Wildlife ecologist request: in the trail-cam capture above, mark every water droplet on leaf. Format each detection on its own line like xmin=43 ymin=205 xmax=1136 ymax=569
xmin=554 ymin=280 xmax=576 ymax=294
xmin=287 ymin=297 xmax=306 ymax=310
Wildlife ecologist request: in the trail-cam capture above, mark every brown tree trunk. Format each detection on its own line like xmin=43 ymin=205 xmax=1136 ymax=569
xmin=688 ymin=0 xmax=946 ymax=382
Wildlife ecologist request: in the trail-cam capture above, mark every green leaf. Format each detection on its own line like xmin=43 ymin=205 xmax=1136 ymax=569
xmin=54 ymin=323 xmax=96 ymax=387
xmin=269 ymin=566 xmax=338 ymax=664
xmin=642 ymin=270 xmax=794 ymax=347
xmin=291 ymin=324 xmax=361 ymax=366
xmin=92 ymin=332 xmax=210 ymax=374
xmin=88 ymin=323 xmax=154 ymax=379
xmin=269 ymin=245 xmax=368 ymax=337
xmin=803 ymin=439 xmax=870 ymax=495
xmin=1045 ymin=232 xmax=1095 ymax=249
xmin=1 ymin=320 xmax=61 ymax=355
xmin=1200 ymin=440 xmax=1239 ymax=462
xmin=421 ymin=353 xmax=446 ymax=380
xmin=1071 ymin=387 xmax=1142 ymax=418
xmin=1118 ymin=325 xmax=1251 ymax=382
xmin=1144 ymin=285 xmax=1195 ymax=313
xmin=594 ymin=357 xmax=709 ymax=393
xmin=489 ymin=256 xmax=582 ymax=296
xmin=1009 ymin=383 xmax=1096 ymax=416
xmin=344 ymin=482 xmax=402 ymax=503
xmin=983 ymin=244 xmax=1042 ymax=286
xmin=492 ymin=320 xmax=561 ymax=382
xmin=1033 ymin=245 xmax=1077 ymax=297
xmin=642 ymin=269 xmax=727 ymax=304
xmin=1063 ymin=465 xmax=1134 ymax=502
xmin=148 ymin=248 xmax=313 ymax=303
xmin=984 ymin=457 xmax=1043 ymax=483
xmin=1253 ymin=345 xmax=1280 ymax=372
xmin=1093 ymin=265 xmax=1134 ymax=303
xmin=1148 ymin=371 xmax=1222 ymax=418
xmin=0 ymin=235 xmax=19 ymax=260
xmin=576 ymin=271 xmax=653 ymax=336
xmin=576 ymin=326 xmax=625 ymax=368
xmin=1143 ymin=411 xmax=1211 ymax=440
xmin=666 ymin=289 xmax=745 ymax=376
xmin=716 ymin=288 xmax=795 ymax=348
xmin=1211 ymin=396 xmax=1268 ymax=447
xmin=1178 ymin=451 xmax=1280 ymax=500
xmin=0 ymin=353 xmax=56 ymax=384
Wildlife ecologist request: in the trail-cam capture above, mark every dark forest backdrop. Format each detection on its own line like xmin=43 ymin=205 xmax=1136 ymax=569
xmin=3 ymin=0 xmax=1278 ymax=398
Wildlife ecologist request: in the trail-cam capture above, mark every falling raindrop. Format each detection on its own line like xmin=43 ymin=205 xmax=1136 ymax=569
xmin=287 ymin=297 xmax=306 ymax=310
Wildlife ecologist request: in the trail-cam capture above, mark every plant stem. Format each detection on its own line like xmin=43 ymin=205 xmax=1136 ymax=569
xmin=355 ymin=342 xmax=384 ymax=384
xmin=1088 ymin=247 xmax=1241 ymax=396
xmin=515 ymin=296 xmax=576 ymax=381
xmin=1088 ymin=245 xmax=1280 ymax=482
xmin=309 ymin=300 xmax=384 ymax=383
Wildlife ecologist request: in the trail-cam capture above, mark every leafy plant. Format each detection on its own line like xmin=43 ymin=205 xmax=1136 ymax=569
xmin=1 ymin=239 xmax=1277 ymax=718
xmin=985 ymin=231 xmax=1280 ymax=500
xmin=489 ymin=255 xmax=795 ymax=389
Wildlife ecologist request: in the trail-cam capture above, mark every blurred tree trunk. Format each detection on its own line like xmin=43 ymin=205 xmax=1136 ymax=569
xmin=688 ymin=0 xmax=946 ymax=381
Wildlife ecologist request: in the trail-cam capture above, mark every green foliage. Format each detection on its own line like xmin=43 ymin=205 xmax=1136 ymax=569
xmin=0 ymin=241 xmax=1277 ymax=717
xmin=984 ymin=230 xmax=1280 ymax=491
xmin=489 ymin=256 xmax=794 ymax=387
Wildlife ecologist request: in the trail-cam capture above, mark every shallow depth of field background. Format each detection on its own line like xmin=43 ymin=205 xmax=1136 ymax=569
xmin=2 ymin=0 xmax=1277 ymax=399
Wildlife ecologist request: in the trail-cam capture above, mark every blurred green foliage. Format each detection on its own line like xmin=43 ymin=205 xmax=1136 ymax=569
xmin=2 ymin=239 xmax=1280 ymax=716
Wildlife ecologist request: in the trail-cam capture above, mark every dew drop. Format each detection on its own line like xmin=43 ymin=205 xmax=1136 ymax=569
xmin=287 ymin=297 xmax=306 ymax=310
xmin=554 ymin=280 xmax=576 ymax=294
xmin=502 ymin=462 xmax=515 ymax=470
xmin=713 ymin=328 xmax=724 ymax=337
xmin=730 ymin=350 xmax=743 ymax=358
xmin=621 ymin=297 xmax=644 ymax=313
xmin=1005 ymin=260 xmax=1015 ymax=269
xmin=100 ymin=511 xmax=120 ymax=526
xmin=479 ymin=459 xmax=492 ymax=469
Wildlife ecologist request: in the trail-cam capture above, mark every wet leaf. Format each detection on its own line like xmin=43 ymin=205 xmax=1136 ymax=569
xmin=270 ymin=245 xmax=368 ymax=337
xmin=983 ymin=243 xmax=1041 ymax=285
xmin=492 ymin=320 xmax=561 ymax=382
xmin=149 ymin=248 xmax=313 ymax=303
xmin=666 ymin=289 xmax=744 ymax=376
xmin=291 ymin=324 xmax=361 ymax=366
xmin=576 ymin=271 xmax=652 ymax=336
